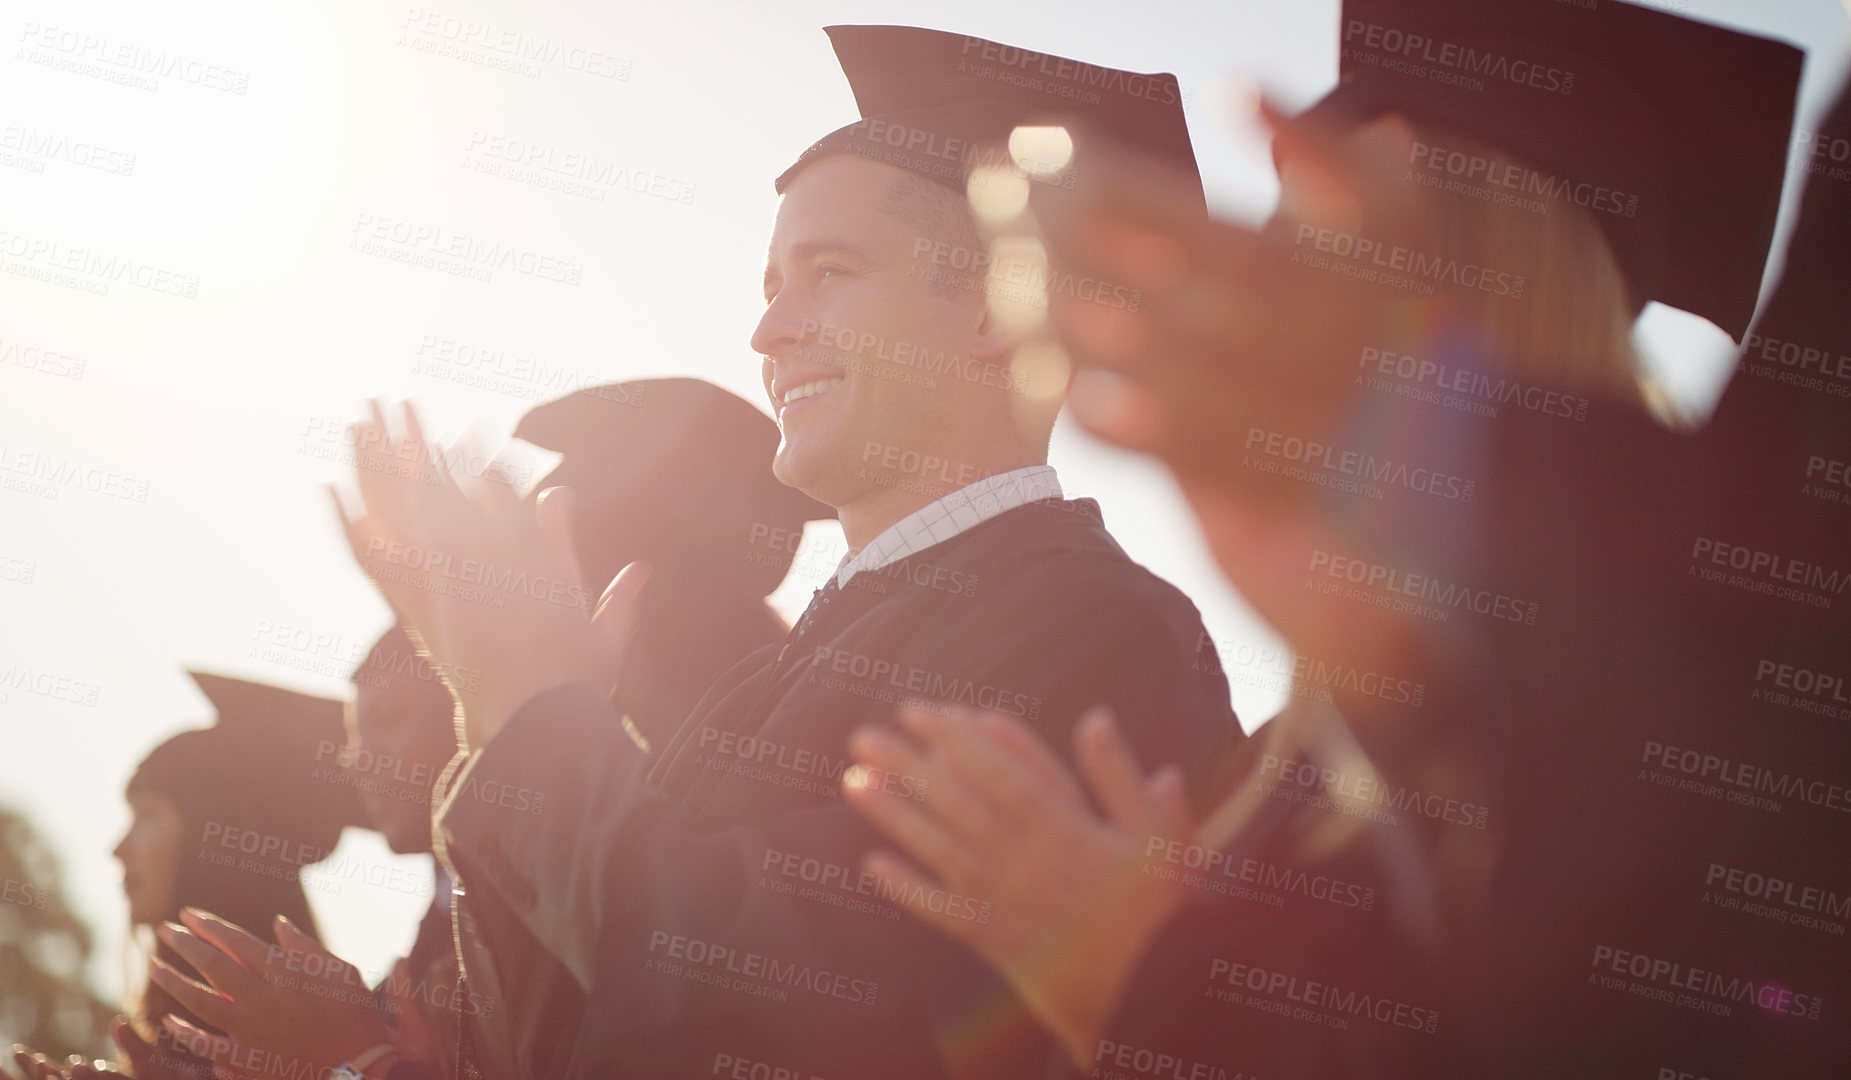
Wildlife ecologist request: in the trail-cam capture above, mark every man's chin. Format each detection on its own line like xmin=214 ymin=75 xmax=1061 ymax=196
xmin=773 ymin=447 xmax=853 ymax=508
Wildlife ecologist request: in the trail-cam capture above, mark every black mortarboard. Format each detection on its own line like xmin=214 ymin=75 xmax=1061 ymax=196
xmin=776 ymin=24 xmax=1205 ymax=209
xmin=129 ymin=672 xmax=364 ymax=865
xmin=515 ymin=378 xmax=832 ymax=598
xmin=1300 ymin=0 xmax=1802 ymax=341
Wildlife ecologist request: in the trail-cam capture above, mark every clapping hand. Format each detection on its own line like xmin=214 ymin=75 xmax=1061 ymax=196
xmin=331 ymin=399 xmax=650 ymax=747
xmin=844 ymin=705 xmax=1195 ymax=1069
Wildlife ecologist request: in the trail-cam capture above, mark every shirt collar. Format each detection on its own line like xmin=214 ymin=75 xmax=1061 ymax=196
xmin=834 ymin=465 xmax=1062 ymax=587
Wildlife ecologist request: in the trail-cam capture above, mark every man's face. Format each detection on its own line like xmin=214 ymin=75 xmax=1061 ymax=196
xmin=752 ymin=156 xmax=1003 ymax=507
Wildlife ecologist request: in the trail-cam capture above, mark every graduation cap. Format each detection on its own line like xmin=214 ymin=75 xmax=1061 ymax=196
xmin=128 ymin=672 xmax=364 ymax=868
xmin=1299 ymin=0 xmax=1802 ymax=341
xmin=515 ymin=377 xmax=833 ymax=598
xmin=776 ymin=24 xmax=1205 ymax=209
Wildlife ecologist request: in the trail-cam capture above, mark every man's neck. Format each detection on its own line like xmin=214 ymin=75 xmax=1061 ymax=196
xmin=836 ymin=457 xmax=1047 ymax=554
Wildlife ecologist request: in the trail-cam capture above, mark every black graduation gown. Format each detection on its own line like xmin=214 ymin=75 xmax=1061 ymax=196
xmin=436 ymin=497 xmax=1242 ymax=1080
xmin=1080 ymin=83 xmax=1851 ymax=1079
xmin=1085 ymin=414 xmax=1851 ymax=1079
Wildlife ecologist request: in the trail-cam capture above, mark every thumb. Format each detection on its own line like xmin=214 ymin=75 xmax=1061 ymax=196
xmin=382 ymin=959 xmax=437 ymax=1054
xmin=273 ymin=915 xmax=352 ymax=977
xmin=593 ymin=561 xmax=653 ymax=649
xmin=534 ymin=485 xmax=586 ymax=588
xmin=1144 ymin=765 xmax=1193 ymax=842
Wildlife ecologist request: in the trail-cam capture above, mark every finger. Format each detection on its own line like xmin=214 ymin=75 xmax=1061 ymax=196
xmin=146 ymin=958 xmax=237 ymax=1033
xmin=379 ymin=958 xmax=415 ymax=1027
xmin=157 ymin=1017 xmax=233 ymax=1070
xmin=594 ymin=560 xmax=653 ymax=634
xmin=848 ymin=725 xmax=1004 ymax=845
xmin=1031 ymin=196 xmax=1195 ymax=323
xmin=861 ymin=849 xmax=987 ymax=947
xmin=155 ymin=923 xmax=261 ymax=999
xmin=1066 ymin=369 xmax=1170 ymax=452
xmin=10 ymin=1047 xmax=49 ymax=1080
xmin=843 ymin=767 xmax=988 ymax=891
xmin=273 ymin=915 xmax=361 ymax=985
xmin=351 ymin=399 xmax=392 ymax=479
xmin=1193 ymin=780 xmax=1266 ymax=853
xmin=178 ymin=909 xmax=273 ymax=975
xmin=950 ymin=706 xmax=1084 ymax=804
xmin=535 ymin=486 xmax=587 ymax=590
xmin=399 ymin=400 xmax=429 ymax=459
xmin=328 ymin=483 xmax=362 ymax=550
xmin=1145 ymin=765 xmax=1194 ymax=840
xmin=402 ymin=403 xmax=465 ymax=499
xmin=1035 ymin=148 xmax=1221 ymax=260
xmin=109 ymin=1019 xmax=154 ymax=1078
xmin=1074 ymin=708 xmax=1162 ymax=831
xmin=895 ymin=706 xmax=1082 ymax=822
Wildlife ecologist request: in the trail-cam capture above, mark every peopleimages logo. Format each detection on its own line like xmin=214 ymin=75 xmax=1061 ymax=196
xmin=1688 ymin=537 xmax=1849 ymax=610
xmin=1258 ymin=754 xmax=1489 ymax=830
xmin=1307 ymin=550 xmax=1541 ymax=626
xmin=1358 ymin=345 xmax=1589 ymax=422
xmin=1243 ymin=426 xmax=1476 ymax=503
xmin=1145 ymin=837 xmax=1377 ymax=911
xmin=760 ymin=847 xmax=990 ymax=923
xmin=1589 ymin=945 xmax=1823 ymax=1020
xmin=1409 ymin=140 xmax=1636 ymax=217
xmin=1344 ymin=20 xmax=1575 ymax=96
xmin=1293 ymin=225 xmax=1526 ymax=299
xmin=0 ymin=123 xmax=136 ymax=176
xmin=644 ymin=931 xmax=880 ymax=1006
xmin=1705 ymin=862 xmax=1851 ymax=926
xmin=956 ymin=37 xmax=1182 ymax=105
xmin=1208 ymin=957 xmax=1440 ymax=1033
xmin=1640 ymin=739 xmax=1851 ymax=815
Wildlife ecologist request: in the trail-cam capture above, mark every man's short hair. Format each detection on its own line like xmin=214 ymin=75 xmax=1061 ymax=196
xmin=878 ymin=171 xmax=983 ymax=298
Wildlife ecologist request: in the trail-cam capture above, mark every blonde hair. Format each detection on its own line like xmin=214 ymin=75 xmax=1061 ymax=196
xmin=1411 ymin=124 xmax=1643 ymax=401
xmin=1293 ymin=115 xmax=1655 ymax=412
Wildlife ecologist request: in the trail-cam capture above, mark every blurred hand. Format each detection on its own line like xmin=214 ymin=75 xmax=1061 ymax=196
xmin=147 ymin=909 xmax=390 ymax=1078
xmin=11 ymin=1016 xmax=189 ymax=1080
xmin=8 ymin=1046 xmax=78 ymax=1080
xmin=99 ymin=1018 xmax=181 ymax=1080
xmin=331 ymin=398 xmax=650 ymax=746
xmin=843 ymin=705 xmax=1193 ymax=1069
xmin=1028 ymin=123 xmax=1401 ymax=498
xmin=378 ymin=959 xmax=439 ymax=1068
xmin=1027 ymin=125 xmax=1454 ymax=681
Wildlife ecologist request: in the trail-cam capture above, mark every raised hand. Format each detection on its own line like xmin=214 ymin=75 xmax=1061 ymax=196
xmin=9 ymin=1046 xmax=73 ymax=1080
xmin=377 ymin=959 xmax=439 ymax=1068
xmin=1026 ymin=123 xmax=1474 ymax=680
xmin=146 ymin=909 xmax=391 ymax=1079
xmin=1027 ymin=121 xmax=1409 ymax=497
xmin=331 ymin=398 xmax=650 ymax=746
xmin=10 ymin=1016 xmax=189 ymax=1080
xmin=843 ymin=705 xmax=1194 ymax=1068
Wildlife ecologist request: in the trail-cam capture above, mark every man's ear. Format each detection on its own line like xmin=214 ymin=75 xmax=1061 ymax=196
xmin=970 ymin=301 xmax=1019 ymax=363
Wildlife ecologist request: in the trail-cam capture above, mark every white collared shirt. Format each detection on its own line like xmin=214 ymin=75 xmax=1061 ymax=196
xmin=834 ymin=465 xmax=1063 ymax=587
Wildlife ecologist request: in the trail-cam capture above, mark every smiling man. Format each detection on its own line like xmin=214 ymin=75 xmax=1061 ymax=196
xmin=325 ymin=23 xmax=1243 ymax=1080
xmin=756 ymin=151 xmax=1042 ymax=557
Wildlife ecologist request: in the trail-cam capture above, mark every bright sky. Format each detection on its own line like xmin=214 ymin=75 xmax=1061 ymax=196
xmin=2 ymin=0 xmax=1846 ymax=1006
